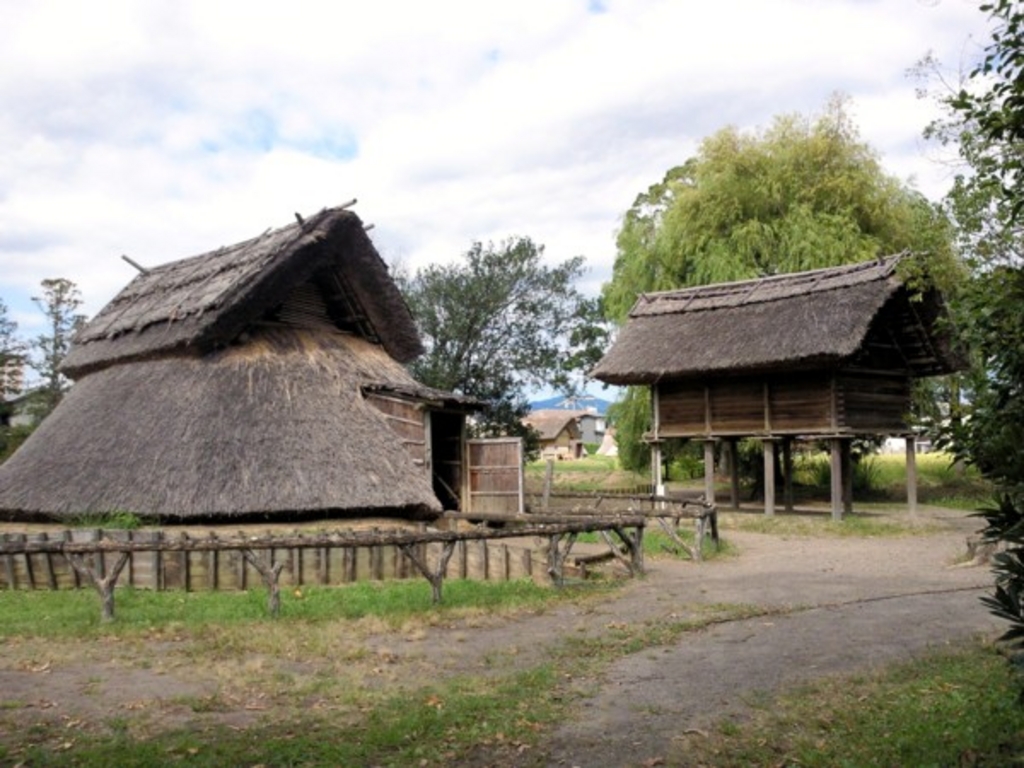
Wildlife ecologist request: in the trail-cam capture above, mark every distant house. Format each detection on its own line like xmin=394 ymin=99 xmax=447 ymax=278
xmin=523 ymin=409 xmax=591 ymax=460
xmin=527 ymin=394 xmax=609 ymax=445
xmin=0 ymin=357 xmax=24 ymax=398
xmin=0 ymin=206 xmax=515 ymax=523
xmin=0 ymin=389 xmax=40 ymax=430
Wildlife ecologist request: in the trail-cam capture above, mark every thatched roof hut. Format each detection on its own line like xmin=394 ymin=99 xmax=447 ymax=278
xmin=591 ymin=255 xmax=966 ymax=517
xmin=523 ymin=409 xmax=587 ymax=460
xmin=0 ymin=207 xmax=477 ymax=523
xmin=592 ymin=256 xmax=963 ymax=385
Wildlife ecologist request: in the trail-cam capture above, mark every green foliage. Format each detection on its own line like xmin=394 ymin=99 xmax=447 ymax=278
xmin=923 ymin=0 xmax=1024 ymax=660
xmin=30 ymin=277 xmax=86 ymax=418
xmin=64 ymin=510 xmax=143 ymax=529
xmin=949 ymin=1 xmax=1024 ymax=220
xmin=603 ymin=95 xmax=958 ymax=321
xmin=0 ymin=423 xmax=33 ymax=463
xmin=606 ymin=385 xmax=650 ymax=473
xmin=0 ymin=578 xmax=595 ymax=639
xmin=396 ymin=238 xmax=608 ymax=445
xmin=0 ymin=297 xmax=25 ymax=400
xmin=977 ymin=494 xmax=1024 ymax=650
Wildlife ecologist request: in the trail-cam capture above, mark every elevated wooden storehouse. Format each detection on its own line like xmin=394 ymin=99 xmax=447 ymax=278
xmin=0 ymin=206 xmax=499 ymax=523
xmin=591 ymin=256 xmax=965 ymax=517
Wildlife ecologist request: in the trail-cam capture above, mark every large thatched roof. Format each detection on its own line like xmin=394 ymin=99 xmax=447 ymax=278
xmin=64 ymin=206 xmax=422 ymax=376
xmin=0 ymin=207 xmax=469 ymax=522
xmin=592 ymin=256 xmax=965 ymax=385
xmin=0 ymin=329 xmax=445 ymax=522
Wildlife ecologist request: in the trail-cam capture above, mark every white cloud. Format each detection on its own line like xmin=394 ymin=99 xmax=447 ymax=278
xmin=0 ymin=0 xmax=997 ymax=337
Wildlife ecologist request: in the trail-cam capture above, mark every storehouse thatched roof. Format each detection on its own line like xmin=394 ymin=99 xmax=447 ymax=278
xmin=0 ymin=207 xmax=470 ymax=523
xmin=591 ymin=256 xmax=964 ymax=385
xmin=63 ymin=206 xmax=423 ymax=376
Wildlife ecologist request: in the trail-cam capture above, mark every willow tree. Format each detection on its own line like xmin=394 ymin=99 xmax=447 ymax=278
xmin=603 ymin=97 xmax=958 ymax=471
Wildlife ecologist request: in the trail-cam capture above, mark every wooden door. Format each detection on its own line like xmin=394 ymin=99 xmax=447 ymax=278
xmin=466 ymin=438 xmax=523 ymax=514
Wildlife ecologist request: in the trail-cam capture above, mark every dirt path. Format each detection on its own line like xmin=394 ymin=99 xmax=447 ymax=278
xmin=542 ymin=514 xmax=1001 ymax=767
xmin=0 ymin=506 xmax=1005 ymax=767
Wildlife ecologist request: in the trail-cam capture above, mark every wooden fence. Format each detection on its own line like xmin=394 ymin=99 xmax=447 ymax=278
xmin=529 ymin=491 xmax=719 ymax=562
xmin=0 ymin=513 xmax=647 ymax=622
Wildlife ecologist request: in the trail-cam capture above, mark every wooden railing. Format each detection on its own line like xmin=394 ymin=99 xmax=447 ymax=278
xmin=1 ymin=513 xmax=646 ymax=622
xmin=528 ymin=491 xmax=719 ymax=562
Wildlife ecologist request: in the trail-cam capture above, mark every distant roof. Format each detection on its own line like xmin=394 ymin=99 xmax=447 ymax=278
xmin=591 ymin=255 xmax=966 ymax=385
xmin=64 ymin=207 xmax=422 ymax=376
xmin=523 ymin=409 xmax=589 ymax=440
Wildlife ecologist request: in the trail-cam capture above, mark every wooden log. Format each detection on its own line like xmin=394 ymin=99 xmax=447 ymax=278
xmin=207 ymin=532 xmax=219 ymax=590
xmin=3 ymin=533 xmax=17 ymax=588
xmin=48 ymin=520 xmax=619 ymax=554
xmin=398 ymin=540 xmax=457 ymax=603
xmin=154 ymin=530 xmax=164 ymax=590
xmin=41 ymin=532 xmax=57 ymax=589
xmin=240 ymin=548 xmax=286 ymax=617
xmin=546 ymin=532 xmax=578 ymax=587
xmin=64 ymin=550 xmax=131 ymax=622
xmin=598 ymin=530 xmax=634 ymax=574
xmin=20 ymin=534 xmax=35 ymax=589
xmin=64 ymin=530 xmax=79 ymax=588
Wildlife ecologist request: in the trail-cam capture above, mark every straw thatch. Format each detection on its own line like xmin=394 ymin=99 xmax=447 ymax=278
xmin=0 ymin=207 xmax=470 ymax=523
xmin=591 ymin=256 xmax=964 ymax=385
xmin=63 ymin=207 xmax=422 ymax=376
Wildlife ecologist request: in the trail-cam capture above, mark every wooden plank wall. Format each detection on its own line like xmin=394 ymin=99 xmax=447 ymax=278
xmin=656 ymin=371 xmax=910 ymax=437
xmin=365 ymin=394 xmax=427 ymax=466
xmin=0 ymin=530 xmax=545 ymax=591
xmin=837 ymin=373 xmax=911 ymax=432
xmin=467 ymin=439 xmax=523 ymax=514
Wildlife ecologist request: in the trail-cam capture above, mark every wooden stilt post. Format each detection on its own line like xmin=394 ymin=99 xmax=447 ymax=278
xmin=830 ymin=438 xmax=843 ymax=521
xmin=841 ymin=439 xmax=853 ymax=516
xmin=704 ymin=440 xmax=716 ymax=505
xmin=728 ymin=438 xmax=740 ymax=510
xmin=652 ymin=441 xmax=664 ymax=497
xmin=906 ymin=435 xmax=918 ymax=516
xmin=782 ymin=437 xmax=794 ymax=513
xmin=651 ymin=386 xmax=664 ymax=497
xmin=763 ymin=439 xmax=776 ymax=516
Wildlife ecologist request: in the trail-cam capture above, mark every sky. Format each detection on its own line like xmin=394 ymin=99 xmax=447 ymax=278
xmin=0 ymin=0 xmax=995 ymax=349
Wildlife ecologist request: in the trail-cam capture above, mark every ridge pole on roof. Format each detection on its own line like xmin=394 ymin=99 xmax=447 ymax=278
xmin=121 ymin=255 xmax=149 ymax=274
xmin=295 ymin=212 xmax=304 ymax=225
xmin=340 ymin=198 xmax=357 ymax=209
xmin=364 ymin=223 xmax=375 ymax=232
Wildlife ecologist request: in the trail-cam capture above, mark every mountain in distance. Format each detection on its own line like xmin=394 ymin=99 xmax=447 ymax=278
xmin=528 ymin=393 xmax=612 ymax=416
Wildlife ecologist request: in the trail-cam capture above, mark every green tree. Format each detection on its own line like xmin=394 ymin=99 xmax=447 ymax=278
xmin=925 ymin=0 xmax=1024 ymax=653
xmin=0 ymin=298 xmax=24 ymax=400
xmin=605 ymin=96 xmax=956 ymax=321
xmin=0 ymin=297 xmax=29 ymax=461
xmin=397 ymin=238 xmax=609 ymax=452
xmin=31 ymin=278 xmax=86 ymax=417
xmin=603 ymin=97 xmax=959 ymax=473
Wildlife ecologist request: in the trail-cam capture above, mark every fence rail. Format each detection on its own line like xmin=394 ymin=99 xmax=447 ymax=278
xmin=527 ymin=491 xmax=720 ymax=562
xmin=1 ymin=514 xmax=647 ymax=622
